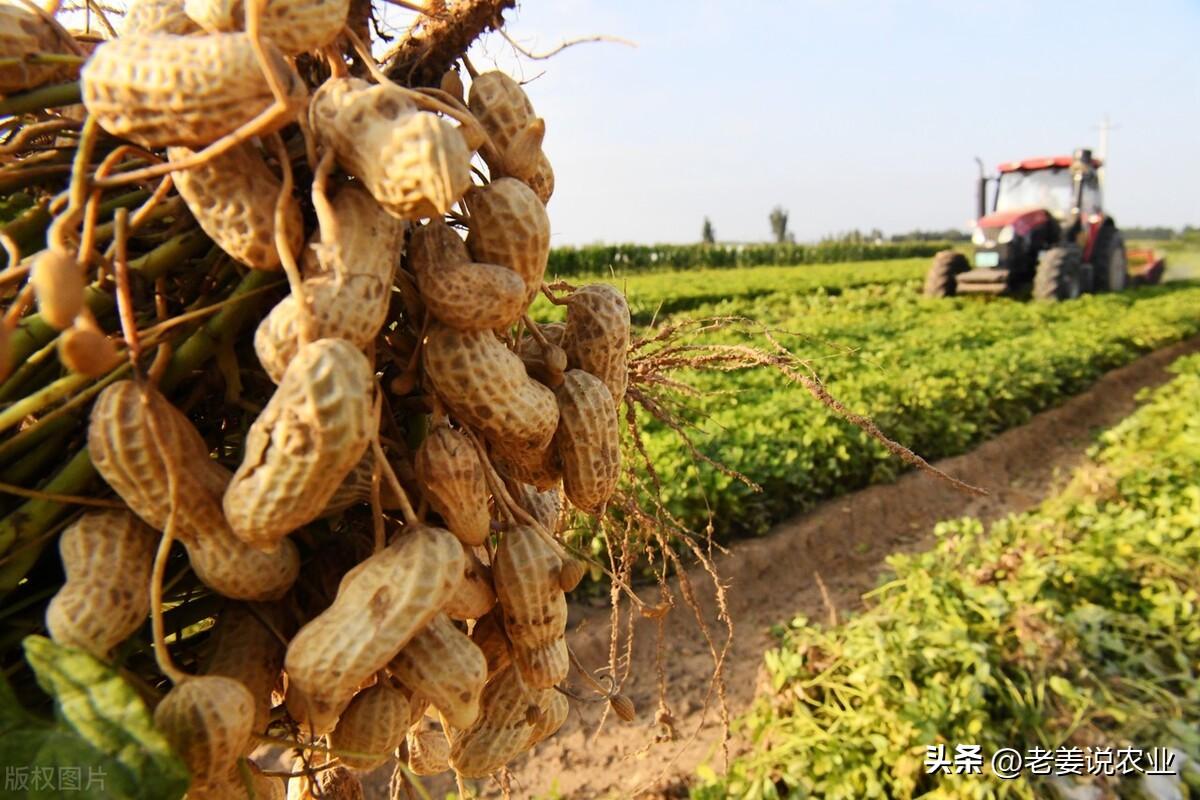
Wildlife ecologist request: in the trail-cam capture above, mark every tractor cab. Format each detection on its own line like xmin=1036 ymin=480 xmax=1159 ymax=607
xmin=925 ymin=148 xmax=1128 ymax=301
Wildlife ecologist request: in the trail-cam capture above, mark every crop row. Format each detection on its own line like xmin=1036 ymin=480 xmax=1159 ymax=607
xmin=545 ymin=241 xmax=947 ymax=277
xmin=537 ymin=258 xmax=930 ymax=323
xmin=692 ymin=350 xmax=1200 ymax=799
xmin=638 ymin=281 xmax=1200 ymax=540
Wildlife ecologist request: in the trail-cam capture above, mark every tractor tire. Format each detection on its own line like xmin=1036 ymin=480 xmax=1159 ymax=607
xmin=923 ymin=251 xmax=969 ymax=298
xmin=1091 ymin=226 xmax=1129 ymax=293
xmin=1033 ymin=245 xmax=1083 ymax=302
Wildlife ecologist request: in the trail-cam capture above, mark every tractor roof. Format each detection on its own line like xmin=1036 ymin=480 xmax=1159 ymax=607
xmin=997 ymin=155 xmax=1103 ymax=173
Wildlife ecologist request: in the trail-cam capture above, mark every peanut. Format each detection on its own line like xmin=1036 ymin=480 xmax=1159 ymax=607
xmin=491 ymin=440 xmax=561 ymax=491
xmin=443 ymin=545 xmax=497 ymax=621
xmin=286 ymin=763 xmax=363 ymax=800
xmin=168 ymin=141 xmax=304 ymax=271
xmin=310 ymin=77 xmax=472 ymax=220
xmin=388 ymin=613 xmax=487 ymax=729
xmin=562 ymin=284 xmax=630 ymax=409
xmin=0 ymin=3 xmax=74 ymax=94
xmin=554 ymin=369 xmax=621 ymax=515
xmin=58 ymin=323 xmax=121 ymax=378
xmin=493 ymin=525 xmax=568 ymax=689
xmin=448 ymin=664 xmax=544 ymax=778
xmin=557 ymin=557 xmax=587 ymax=593
xmin=327 ymin=680 xmax=410 ymax=770
xmin=414 ymin=424 xmax=490 ymax=546
xmin=121 ymin=0 xmax=199 ymax=36
xmin=516 ymin=321 xmax=567 ymax=387
xmin=318 ymin=449 xmax=406 ymax=518
xmin=204 ymin=602 xmax=292 ymax=733
xmin=45 ymin=509 xmax=157 ymax=659
xmin=224 ymin=338 xmax=375 ymax=551
xmin=190 ymin=764 xmax=286 ymax=800
xmin=470 ymin=610 xmax=512 ymax=678
xmin=255 ymin=183 xmax=404 ymax=382
xmin=284 ymin=524 xmax=463 ymax=734
xmin=467 ymin=71 xmax=550 ymax=194
xmin=89 ymin=380 xmax=300 ymax=600
xmin=422 ymin=321 xmax=558 ymax=452
xmin=82 ymin=32 xmax=306 ymax=148
xmin=154 ymin=675 xmax=256 ymax=791
xmin=517 ymin=484 xmax=564 ymax=535
xmin=183 ymin=0 xmax=349 ymax=55
xmin=527 ymin=151 xmax=555 ymax=205
xmin=528 ymin=688 xmax=568 ymax=747
xmin=465 ymin=178 xmax=550 ymax=310
xmin=30 ymin=248 xmax=83 ymax=331
xmin=410 ymin=223 xmax=527 ymax=331
xmin=406 ymin=726 xmax=450 ymax=776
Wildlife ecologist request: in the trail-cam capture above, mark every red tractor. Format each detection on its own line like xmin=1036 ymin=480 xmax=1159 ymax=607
xmin=925 ymin=148 xmax=1132 ymax=301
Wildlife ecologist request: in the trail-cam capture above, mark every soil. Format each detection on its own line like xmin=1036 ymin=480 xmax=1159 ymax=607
xmin=375 ymin=335 xmax=1200 ymax=800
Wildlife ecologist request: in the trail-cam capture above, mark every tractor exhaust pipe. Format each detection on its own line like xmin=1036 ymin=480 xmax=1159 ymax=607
xmin=974 ymin=157 xmax=987 ymax=219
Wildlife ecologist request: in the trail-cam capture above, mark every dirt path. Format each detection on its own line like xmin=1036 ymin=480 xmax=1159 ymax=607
xmin=405 ymin=335 xmax=1200 ymax=800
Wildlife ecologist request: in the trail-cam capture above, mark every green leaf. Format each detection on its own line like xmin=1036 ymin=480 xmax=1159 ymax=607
xmin=6 ymin=636 xmax=190 ymax=800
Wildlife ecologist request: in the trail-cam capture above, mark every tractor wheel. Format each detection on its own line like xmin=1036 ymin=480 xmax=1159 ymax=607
xmin=1091 ymin=226 xmax=1129 ymax=293
xmin=923 ymin=251 xmax=969 ymax=298
xmin=1033 ymin=245 xmax=1083 ymax=301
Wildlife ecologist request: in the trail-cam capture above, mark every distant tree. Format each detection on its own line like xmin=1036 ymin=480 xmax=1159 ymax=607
xmin=701 ymin=217 xmax=716 ymax=245
xmin=769 ymin=206 xmax=791 ymax=244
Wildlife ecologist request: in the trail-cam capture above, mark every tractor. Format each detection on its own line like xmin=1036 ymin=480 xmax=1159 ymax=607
xmin=925 ymin=148 xmax=1129 ymax=301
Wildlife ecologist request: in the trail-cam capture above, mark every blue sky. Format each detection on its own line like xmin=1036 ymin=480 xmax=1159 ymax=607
xmin=410 ymin=0 xmax=1200 ymax=245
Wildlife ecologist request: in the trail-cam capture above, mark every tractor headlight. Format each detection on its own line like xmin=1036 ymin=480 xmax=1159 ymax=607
xmin=997 ymin=225 xmax=1015 ymax=244
xmin=971 ymin=227 xmax=987 ymax=246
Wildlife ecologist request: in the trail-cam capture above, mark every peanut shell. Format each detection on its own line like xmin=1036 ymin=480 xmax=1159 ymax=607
xmin=89 ymin=380 xmax=300 ymax=600
xmin=465 ymin=178 xmax=550 ymax=310
xmin=121 ymin=0 xmax=198 ymax=35
xmin=389 ymin=613 xmax=487 ymax=729
xmin=422 ymin=321 xmax=558 ymax=452
xmin=82 ymin=32 xmax=306 ymax=148
xmin=414 ymin=425 xmax=489 ymax=546
xmin=493 ymin=525 xmax=568 ymax=689
xmin=448 ymin=665 xmax=545 ymax=778
xmin=0 ymin=3 xmax=74 ymax=93
xmin=183 ymin=0 xmax=348 ymax=55
xmin=562 ymin=284 xmax=630 ymax=409
xmin=327 ymin=681 xmax=410 ymax=770
xmin=224 ymin=338 xmax=375 ymax=551
xmin=310 ymin=78 xmax=472 ymax=220
xmin=443 ymin=546 xmax=496 ymax=621
xmin=154 ymin=676 xmax=256 ymax=791
xmin=168 ymin=142 xmax=304 ymax=271
xmin=45 ymin=510 xmax=157 ymax=658
xmin=284 ymin=524 xmax=463 ymax=734
xmin=255 ymin=183 xmax=404 ymax=381
xmin=406 ymin=727 xmax=450 ymax=776
xmin=204 ymin=602 xmax=291 ymax=733
xmin=554 ymin=369 xmax=621 ymax=515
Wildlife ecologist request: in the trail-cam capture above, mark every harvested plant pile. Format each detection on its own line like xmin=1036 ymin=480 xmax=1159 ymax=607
xmin=0 ymin=0 xmax=814 ymax=795
xmin=694 ymin=353 xmax=1200 ymax=799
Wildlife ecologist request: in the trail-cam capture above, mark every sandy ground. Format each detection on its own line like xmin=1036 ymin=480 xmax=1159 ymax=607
xmin=371 ymin=334 xmax=1200 ymax=800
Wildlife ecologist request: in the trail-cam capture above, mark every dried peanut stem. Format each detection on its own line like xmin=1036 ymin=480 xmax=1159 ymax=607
xmin=310 ymin=150 xmax=340 ymax=248
xmin=144 ymin=390 xmax=187 ymax=685
xmin=267 ymin=133 xmax=311 ymax=343
xmin=112 ymin=209 xmax=142 ymax=371
xmin=372 ymin=437 xmax=419 ymax=526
